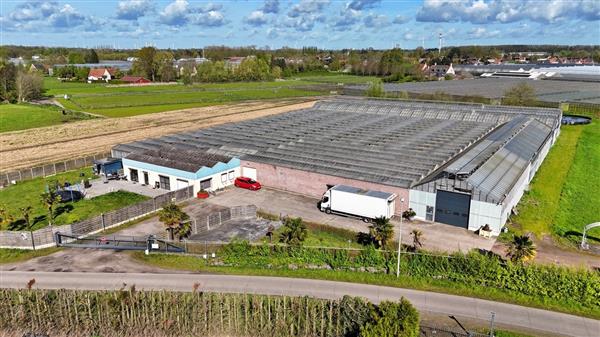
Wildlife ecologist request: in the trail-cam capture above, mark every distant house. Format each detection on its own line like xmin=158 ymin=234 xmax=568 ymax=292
xmin=224 ymin=56 xmax=247 ymax=69
xmin=88 ymin=68 xmax=117 ymax=82
xmin=29 ymin=63 xmax=45 ymax=73
xmin=121 ymin=76 xmax=151 ymax=84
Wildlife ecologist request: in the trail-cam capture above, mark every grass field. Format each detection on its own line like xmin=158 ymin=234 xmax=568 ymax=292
xmin=0 ymin=169 xmax=148 ymax=231
xmin=511 ymin=113 xmax=600 ymax=245
xmin=0 ymin=103 xmax=92 ymax=133
xmin=43 ymin=74 xmax=374 ymax=117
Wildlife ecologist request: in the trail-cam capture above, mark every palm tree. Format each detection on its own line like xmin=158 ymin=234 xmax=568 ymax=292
xmin=506 ymin=235 xmax=537 ymax=263
xmin=0 ymin=205 xmax=13 ymax=227
xmin=278 ymin=217 xmax=307 ymax=246
xmin=20 ymin=206 xmax=35 ymax=250
xmin=40 ymin=187 xmax=61 ymax=227
xmin=369 ymin=216 xmax=394 ymax=249
xmin=411 ymin=229 xmax=423 ymax=251
xmin=158 ymin=203 xmax=189 ymax=241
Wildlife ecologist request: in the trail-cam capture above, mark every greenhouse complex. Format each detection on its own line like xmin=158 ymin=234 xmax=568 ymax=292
xmin=112 ymin=98 xmax=561 ymax=235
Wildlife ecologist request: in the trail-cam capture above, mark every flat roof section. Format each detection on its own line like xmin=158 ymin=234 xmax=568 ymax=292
xmin=126 ymin=147 xmax=232 ymax=173
xmin=332 ymin=185 xmax=395 ymax=200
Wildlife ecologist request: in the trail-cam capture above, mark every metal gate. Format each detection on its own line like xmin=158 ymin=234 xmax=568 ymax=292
xmin=435 ymin=190 xmax=471 ymax=229
xmin=54 ymin=232 xmax=185 ymax=253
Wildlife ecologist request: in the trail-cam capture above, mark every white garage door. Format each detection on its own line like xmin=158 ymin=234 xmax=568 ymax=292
xmin=176 ymin=179 xmax=189 ymax=190
xmin=242 ymin=167 xmax=257 ymax=180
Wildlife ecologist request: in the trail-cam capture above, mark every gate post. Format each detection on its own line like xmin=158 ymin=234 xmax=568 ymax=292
xmin=55 ymin=231 xmax=62 ymax=246
xmin=101 ymin=213 xmax=106 ymax=231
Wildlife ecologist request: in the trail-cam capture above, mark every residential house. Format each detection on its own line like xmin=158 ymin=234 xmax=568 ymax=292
xmin=88 ymin=68 xmax=117 ymax=82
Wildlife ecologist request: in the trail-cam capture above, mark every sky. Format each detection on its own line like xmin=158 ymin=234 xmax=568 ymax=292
xmin=1 ymin=0 xmax=599 ymax=50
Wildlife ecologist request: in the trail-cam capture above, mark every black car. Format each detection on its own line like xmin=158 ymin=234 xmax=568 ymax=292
xmin=57 ymin=190 xmax=84 ymax=202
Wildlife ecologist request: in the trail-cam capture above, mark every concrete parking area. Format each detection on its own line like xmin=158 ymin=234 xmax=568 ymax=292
xmin=84 ymin=178 xmax=168 ymax=198
xmin=206 ymin=187 xmax=496 ymax=253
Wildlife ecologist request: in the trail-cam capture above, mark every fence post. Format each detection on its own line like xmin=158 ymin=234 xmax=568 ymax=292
xmin=101 ymin=213 xmax=106 ymax=231
xmin=153 ymin=197 xmax=157 ymax=211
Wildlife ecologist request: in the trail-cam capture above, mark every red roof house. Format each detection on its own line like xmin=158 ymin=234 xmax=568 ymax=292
xmin=121 ymin=76 xmax=151 ymax=84
xmin=88 ymin=68 xmax=117 ymax=82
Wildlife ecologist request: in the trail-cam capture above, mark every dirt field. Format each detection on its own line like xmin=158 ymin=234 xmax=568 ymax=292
xmin=0 ymin=99 xmax=316 ymax=172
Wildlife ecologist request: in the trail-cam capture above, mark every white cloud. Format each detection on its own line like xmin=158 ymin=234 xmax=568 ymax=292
xmin=468 ymin=27 xmax=500 ymax=38
xmin=116 ymin=0 xmax=153 ymax=20
xmin=363 ymin=13 xmax=389 ymax=28
xmin=160 ymin=0 xmax=189 ymax=26
xmin=346 ymin=0 xmax=381 ymax=11
xmin=191 ymin=10 xmax=227 ymax=27
xmin=416 ymin=0 xmax=600 ymax=24
xmin=262 ymin=0 xmax=280 ymax=14
xmin=289 ymin=0 xmax=330 ymax=18
xmin=245 ymin=10 xmax=268 ymax=26
xmin=393 ymin=15 xmax=409 ymax=24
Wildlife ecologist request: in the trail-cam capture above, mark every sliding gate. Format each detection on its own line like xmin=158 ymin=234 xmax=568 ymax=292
xmin=54 ymin=232 xmax=185 ymax=253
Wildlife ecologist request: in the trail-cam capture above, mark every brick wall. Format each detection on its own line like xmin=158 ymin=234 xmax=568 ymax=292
xmin=240 ymin=160 xmax=410 ymax=215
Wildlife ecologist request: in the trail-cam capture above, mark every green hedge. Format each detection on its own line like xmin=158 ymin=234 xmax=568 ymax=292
xmin=219 ymin=241 xmax=600 ymax=310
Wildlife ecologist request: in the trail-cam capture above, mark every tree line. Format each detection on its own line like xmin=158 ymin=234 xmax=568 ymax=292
xmin=0 ymin=61 xmax=43 ymax=102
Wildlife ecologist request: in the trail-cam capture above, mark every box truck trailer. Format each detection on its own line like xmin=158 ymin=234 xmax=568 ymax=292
xmin=319 ymin=185 xmax=396 ymax=221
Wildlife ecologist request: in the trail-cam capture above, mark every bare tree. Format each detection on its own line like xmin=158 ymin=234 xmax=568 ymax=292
xmin=15 ymin=71 xmax=43 ymax=102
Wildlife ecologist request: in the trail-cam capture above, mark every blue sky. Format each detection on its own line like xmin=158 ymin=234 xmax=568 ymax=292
xmin=1 ymin=0 xmax=599 ymax=49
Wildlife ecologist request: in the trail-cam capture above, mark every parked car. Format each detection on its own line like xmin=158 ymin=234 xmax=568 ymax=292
xmin=58 ymin=189 xmax=84 ymax=202
xmin=234 ymin=177 xmax=261 ymax=190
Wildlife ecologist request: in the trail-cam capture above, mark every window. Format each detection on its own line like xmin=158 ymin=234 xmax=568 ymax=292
xmin=200 ymin=178 xmax=212 ymax=190
xmin=221 ymin=173 xmax=227 ymax=183
xmin=228 ymin=171 xmax=235 ymax=180
xmin=159 ymin=175 xmax=170 ymax=190
xmin=322 ymin=196 xmax=329 ymax=203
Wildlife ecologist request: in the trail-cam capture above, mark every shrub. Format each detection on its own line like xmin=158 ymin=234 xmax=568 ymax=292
xmin=359 ymin=298 xmax=419 ymax=337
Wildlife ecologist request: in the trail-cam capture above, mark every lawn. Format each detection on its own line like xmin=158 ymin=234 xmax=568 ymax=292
xmin=0 ymin=103 xmax=92 ymax=133
xmin=0 ymin=169 xmax=148 ymax=231
xmin=552 ymin=120 xmax=600 ymax=244
xmin=511 ymin=113 xmax=600 ymax=245
xmin=511 ymin=126 xmax=583 ymax=237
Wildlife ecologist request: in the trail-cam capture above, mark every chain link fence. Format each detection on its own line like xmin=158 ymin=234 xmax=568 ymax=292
xmin=0 ymin=186 xmax=194 ymax=250
xmin=191 ymin=205 xmax=257 ymax=236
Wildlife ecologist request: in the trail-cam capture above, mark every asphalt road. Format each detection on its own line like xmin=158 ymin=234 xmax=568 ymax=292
xmin=1 ymin=271 xmax=598 ymax=337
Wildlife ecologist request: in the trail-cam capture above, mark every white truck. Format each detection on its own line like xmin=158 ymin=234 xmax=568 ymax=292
xmin=319 ymin=185 xmax=397 ymax=221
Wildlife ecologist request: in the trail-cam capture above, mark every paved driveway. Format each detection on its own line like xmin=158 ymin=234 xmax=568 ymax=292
xmin=205 ymin=187 xmax=495 ymax=253
xmin=83 ymin=178 xmax=169 ymax=198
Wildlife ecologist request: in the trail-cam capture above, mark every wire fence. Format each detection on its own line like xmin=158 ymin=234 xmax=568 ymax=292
xmin=0 ymin=186 xmax=194 ymax=250
xmin=0 ymin=151 xmax=111 ymax=187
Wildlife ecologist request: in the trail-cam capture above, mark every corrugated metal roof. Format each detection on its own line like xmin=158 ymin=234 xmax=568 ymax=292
xmin=127 ymin=147 xmax=231 ymax=173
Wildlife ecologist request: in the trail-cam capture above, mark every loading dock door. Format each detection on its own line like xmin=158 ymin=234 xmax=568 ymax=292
xmin=243 ymin=167 xmax=257 ymax=180
xmin=435 ymin=190 xmax=471 ymax=229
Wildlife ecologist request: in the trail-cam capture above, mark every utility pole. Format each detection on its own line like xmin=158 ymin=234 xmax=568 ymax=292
xmin=438 ymin=33 xmax=443 ymax=55
xmin=396 ymin=197 xmax=405 ymax=278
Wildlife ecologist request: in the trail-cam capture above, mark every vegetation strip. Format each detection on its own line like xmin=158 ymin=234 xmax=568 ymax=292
xmin=0 ymin=288 xmax=419 ymax=337
xmin=132 ymin=242 xmax=600 ymax=319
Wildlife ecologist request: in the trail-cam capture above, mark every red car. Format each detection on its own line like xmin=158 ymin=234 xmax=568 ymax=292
xmin=234 ymin=177 xmax=262 ymax=190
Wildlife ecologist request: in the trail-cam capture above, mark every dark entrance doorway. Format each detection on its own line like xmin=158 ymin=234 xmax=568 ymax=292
xmin=143 ymin=171 xmax=149 ymax=185
xmin=130 ymin=169 xmax=138 ymax=182
xmin=435 ymin=190 xmax=471 ymax=228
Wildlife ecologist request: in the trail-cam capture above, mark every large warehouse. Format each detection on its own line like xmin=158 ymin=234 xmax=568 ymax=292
xmin=112 ymin=98 xmax=561 ymax=235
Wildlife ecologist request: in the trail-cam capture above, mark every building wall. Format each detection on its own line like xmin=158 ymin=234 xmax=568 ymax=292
xmin=122 ymin=159 xmax=241 ymax=195
xmin=240 ymin=160 xmax=409 ymax=215
xmin=409 ymin=189 xmax=436 ymax=221
xmin=468 ymin=200 xmax=503 ymax=234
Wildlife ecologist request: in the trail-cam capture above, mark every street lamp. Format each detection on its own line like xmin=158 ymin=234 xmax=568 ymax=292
xmin=396 ymin=197 xmax=405 ymax=278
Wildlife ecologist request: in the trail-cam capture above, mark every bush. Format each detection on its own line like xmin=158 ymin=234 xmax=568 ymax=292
xmin=359 ymin=298 xmax=419 ymax=337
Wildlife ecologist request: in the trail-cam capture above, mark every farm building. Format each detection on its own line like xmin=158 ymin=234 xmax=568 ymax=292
xmin=112 ymin=98 xmax=561 ymax=235
xmin=121 ymin=76 xmax=151 ymax=84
